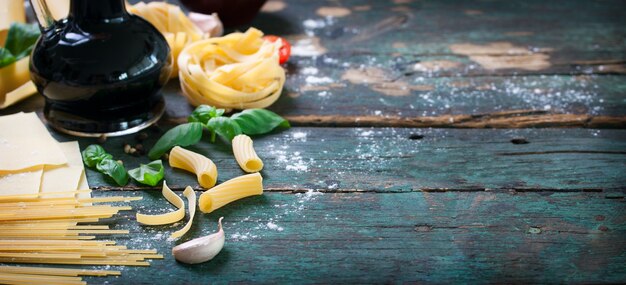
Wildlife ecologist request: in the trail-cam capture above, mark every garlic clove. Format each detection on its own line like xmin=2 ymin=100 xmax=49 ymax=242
xmin=172 ymin=217 xmax=225 ymax=264
xmin=188 ymin=12 xmax=224 ymax=37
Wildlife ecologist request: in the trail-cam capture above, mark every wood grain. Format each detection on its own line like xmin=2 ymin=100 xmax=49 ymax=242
xmin=4 ymin=0 xmax=624 ymax=128
xmin=55 ymin=127 xmax=626 ymax=192
xmin=250 ymin=0 xmax=626 ymax=76
xmin=80 ymin=190 xmax=626 ymax=284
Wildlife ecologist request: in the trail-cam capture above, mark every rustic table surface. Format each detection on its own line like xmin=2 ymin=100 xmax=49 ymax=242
xmin=2 ymin=0 xmax=626 ymax=283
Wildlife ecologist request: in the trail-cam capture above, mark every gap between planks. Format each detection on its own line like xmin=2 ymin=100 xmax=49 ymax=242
xmin=283 ymin=112 xmax=626 ymax=129
xmin=91 ymin=186 xmax=626 ymax=196
xmin=163 ymin=110 xmax=626 ymax=129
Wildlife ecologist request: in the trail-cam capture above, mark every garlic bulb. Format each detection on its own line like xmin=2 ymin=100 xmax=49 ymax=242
xmin=172 ymin=217 xmax=224 ymax=264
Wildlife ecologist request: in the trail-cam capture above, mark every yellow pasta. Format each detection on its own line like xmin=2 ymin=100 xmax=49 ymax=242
xmin=199 ymin=173 xmax=263 ymax=213
xmin=0 ymin=266 xmax=121 ymax=276
xmin=169 ymin=146 xmax=218 ymax=188
xmin=128 ymin=2 xmax=203 ymax=41
xmin=0 ymin=272 xmax=86 ymax=285
xmin=0 ymin=193 xmax=161 ymax=283
xmin=177 ymin=28 xmax=285 ymax=109
xmin=232 ymin=134 xmax=264 ymax=173
xmin=128 ymin=2 xmax=216 ymax=78
xmin=136 ymin=181 xmax=185 ymax=225
xmin=170 ymin=186 xmax=197 ymax=239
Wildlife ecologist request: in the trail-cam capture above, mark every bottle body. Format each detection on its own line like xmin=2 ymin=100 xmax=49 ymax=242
xmin=29 ymin=0 xmax=171 ymax=136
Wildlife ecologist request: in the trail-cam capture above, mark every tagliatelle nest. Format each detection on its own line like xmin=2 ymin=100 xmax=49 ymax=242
xmin=177 ymin=28 xmax=285 ymax=109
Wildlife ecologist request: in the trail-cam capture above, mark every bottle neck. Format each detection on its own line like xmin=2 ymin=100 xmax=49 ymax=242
xmin=70 ymin=0 xmax=127 ymax=23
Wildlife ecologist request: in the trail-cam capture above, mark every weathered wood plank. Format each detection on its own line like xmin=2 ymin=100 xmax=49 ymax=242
xmin=156 ymin=73 xmax=626 ymax=128
xmin=5 ymin=75 xmax=626 ymax=128
xmin=51 ymin=127 xmax=626 ymax=192
xmin=252 ymin=0 xmax=626 ymax=76
xmin=4 ymin=0 xmax=626 ymax=127
xmin=76 ymin=190 xmax=625 ymax=284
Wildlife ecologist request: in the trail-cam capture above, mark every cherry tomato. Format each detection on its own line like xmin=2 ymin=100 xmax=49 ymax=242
xmin=263 ymin=35 xmax=291 ymax=64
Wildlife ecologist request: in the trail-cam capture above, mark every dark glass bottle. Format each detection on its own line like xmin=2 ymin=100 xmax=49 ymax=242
xmin=29 ymin=0 xmax=172 ymax=136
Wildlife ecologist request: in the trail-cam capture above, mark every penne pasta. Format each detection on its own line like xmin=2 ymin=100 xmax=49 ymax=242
xmin=232 ymin=134 xmax=264 ymax=173
xmin=198 ymin=173 xmax=263 ymax=213
xmin=169 ymin=146 xmax=218 ymax=188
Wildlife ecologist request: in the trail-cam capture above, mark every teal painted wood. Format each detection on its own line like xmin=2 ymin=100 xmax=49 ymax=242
xmin=250 ymin=0 xmax=626 ymax=72
xmin=50 ymin=127 xmax=626 ymax=192
xmin=7 ymin=75 xmax=626 ymax=128
xmin=3 ymin=0 xmax=626 ymax=127
xmin=68 ymin=190 xmax=625 ymax=284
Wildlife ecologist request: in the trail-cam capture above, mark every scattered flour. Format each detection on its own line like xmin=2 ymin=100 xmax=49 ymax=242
xmin=266 ymin=222 xmax=284 ymax=232
xmin=301 ymin=67 xmax=319 ymax=75
xmin=305 ymin=75 xmax=334 ymax=85
xmin=291 ymin=132 xmax=308 ymax=140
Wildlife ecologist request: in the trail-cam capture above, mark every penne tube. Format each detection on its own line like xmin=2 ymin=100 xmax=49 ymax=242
xmin=169 ymin=146 xmax=218 ymax=188
xmin=198 ymin=173 xmax=263 ymax=213
xmin=232 ymin=134 xmax=264 ymax=173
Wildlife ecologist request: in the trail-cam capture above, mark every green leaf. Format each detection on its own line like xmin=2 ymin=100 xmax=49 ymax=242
xmin=206 ymin=117 xmax=242 ymax=142
xmin=128 ymin=160 xmax=164 ymax=186
xmin=5 ymin=22 xmax=40 ymax=59
xmin=0 ymin=47 xmax=16 ymax=69
xmin=148 ymin=122 xmax=204 ymax=160
xmin=231 ymin=109 xmax=290 ymax=135
xmin=96 ymin=158 xmax=129 ymax=186
xmin=188 ymin=105 xmax=225 ymax=124
xmin=81 ymin=144 xmax=113 ymax=168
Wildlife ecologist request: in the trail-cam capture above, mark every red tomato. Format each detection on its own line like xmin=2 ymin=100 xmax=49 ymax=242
xmin=263 ymin=35 xmax=291 ymax=64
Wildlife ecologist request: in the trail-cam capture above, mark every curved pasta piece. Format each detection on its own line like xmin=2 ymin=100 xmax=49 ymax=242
xmin=232 ymin=135 xmax=263 ymax=173
xmin=170 ymin=186 xmax=196 ymax=239
xmin=177 ymin=28 xmax=285 ymax=109
xmin=198 ymin=173 xmax=263 ymax=213
xmin=169 ymin=146 xmax=218 ymax=189
xmin=136 ymin=181 xmax=185 ymax=226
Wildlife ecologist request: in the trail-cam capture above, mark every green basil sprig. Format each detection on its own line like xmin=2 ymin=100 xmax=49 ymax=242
xmin=187 ymin=105 xmax=224 ymax=124
xmin=81 ymin=145 xmax=113 ymax=167
xmin=231 ymin=109 xmax=290 ymax=135
xmin=95 ymin=158 xmax=129 ymax=186
xmin=149 ymin=105 xmax=290 ymax=158
xmin=128 ymin=160 xmax=164 ymax=186
xmin=148 ymin=122 xmax=204 ymax=160
xmin=206 ymin=117 xmax=241 ymax=142
xmin=191 ymin=105 xmax=290 ymax=141
xmin=82 ymin=144 xmax=128 ymax=186
xmin=0 ymin=23 xmax=40 ymax=68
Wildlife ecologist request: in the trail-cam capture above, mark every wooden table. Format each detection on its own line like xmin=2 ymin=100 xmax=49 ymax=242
xmin=2 ymin=0 xmax=626 ymax=283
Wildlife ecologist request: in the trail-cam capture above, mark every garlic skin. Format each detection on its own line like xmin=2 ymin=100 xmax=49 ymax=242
xmin=172 ymin=217 xmax=224 ymax=264
xmin=188 ymin=12 xmax=224 ymax=37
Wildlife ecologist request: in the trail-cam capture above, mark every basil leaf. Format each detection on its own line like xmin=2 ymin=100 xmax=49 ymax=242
xmin=0 ymin=47 xmax=16 ymax=69
xmin=5 ymin=22 xmax=40 ymax=59
xmin=81 ymin=144 xmax=113 ymax=168
xmin=188 ymin=105 xmax=225 ymax=124
xmin=128 ymin=160 xmax=164 ymax=186
xmin=206 ymin=117 xmax=241 ymax=142
xmin=148 ymin=122 xmax=204 ymax=160
xmin=231 ymin=109 xmax=290 ymax=135
xmin=96 ymin=158 xmax=129 ymax=186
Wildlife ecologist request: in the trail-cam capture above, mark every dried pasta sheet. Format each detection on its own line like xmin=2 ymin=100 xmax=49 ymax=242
xmin=0 ymin=166 xmax=43 ymax=196
xmin=77 ymin=171 xmax=91 ymax=200
xmin=0 ymin=112 xmax=67 ymax=172
xmin=40 ymin=141 xmax=85 ymax=197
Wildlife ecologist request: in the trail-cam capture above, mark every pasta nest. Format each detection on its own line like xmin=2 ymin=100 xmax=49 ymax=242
xmin=128 ymin=2 xmax=206 ymax=78
xmin=177 ymin=28 xmax=286 ymax=109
